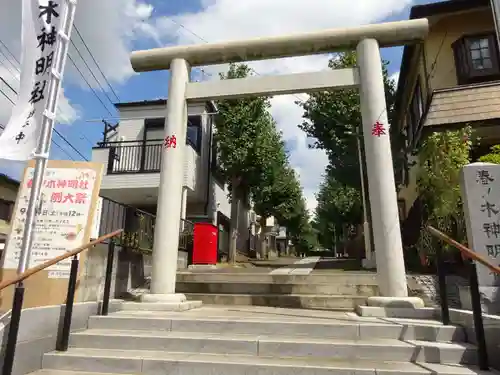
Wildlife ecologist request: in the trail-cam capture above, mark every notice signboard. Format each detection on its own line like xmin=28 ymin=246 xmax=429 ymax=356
xmin=0 ymin=160 xmax=103 ymax=308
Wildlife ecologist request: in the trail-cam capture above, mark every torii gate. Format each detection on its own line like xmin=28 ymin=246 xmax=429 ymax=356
xmin=129 ymin=18 xmax=429 ymax=309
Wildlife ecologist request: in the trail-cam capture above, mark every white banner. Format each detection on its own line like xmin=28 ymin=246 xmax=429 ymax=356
xmin=0 ymin=0 xmax=64 ymax=160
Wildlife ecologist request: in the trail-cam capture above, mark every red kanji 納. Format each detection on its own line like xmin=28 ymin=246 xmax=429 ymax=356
xmin=164 ymin=135 xmax=177 ymax=149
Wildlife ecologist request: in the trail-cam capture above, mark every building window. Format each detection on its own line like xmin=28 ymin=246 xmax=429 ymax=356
xmin=470 ymin=37 xmax=493 ymax=70
xmin=0 ymin=199 xmax=14 ymax=222
xmin=187 ymin=115 xmax=202 ymax=153
xmin=452 ymin=33 xmax=500 ymax=85
xmin=144 ymin=116 xmax=203 ymax=153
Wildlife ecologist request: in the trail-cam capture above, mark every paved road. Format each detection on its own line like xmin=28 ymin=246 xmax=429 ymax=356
xmin=269 ymin=256 xmax=320 ymax=275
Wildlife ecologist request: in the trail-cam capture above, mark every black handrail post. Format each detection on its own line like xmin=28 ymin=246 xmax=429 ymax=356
xmin=101 ymin=241 xmax=115 ymax=316
xmin=2 ymin=283 xmax=25 ymax=375
xmin=57 ymin=255 xmax=79 ymax=352
xmin=467 ymin=259 xmax=489 ymax=370
xmin=435 ymin=241 xmax=450 ymax=325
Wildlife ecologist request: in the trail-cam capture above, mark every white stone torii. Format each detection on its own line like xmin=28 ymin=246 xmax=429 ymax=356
xmin=130 ymin=18 xmax=429 ymax=308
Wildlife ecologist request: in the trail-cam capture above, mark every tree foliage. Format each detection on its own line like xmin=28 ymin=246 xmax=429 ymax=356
xmin=215 ymin=63 xmax=315 ymax=258
xmin=314 ymin=168 xmax=363 ymax=250
xmin=415 ymin=127 xmax=473 ymax=256
xmin=479 ymin=145 xmax=500 ymax=164
xmin=299 ymin=51 xmax=397 ymax=250
xmin=215 ymin=64 xmax=273 ymax=193
xmin=215 ymin=63 xmax=275 ymax=261
xmin=298 ymin=52 xmax=399 ymax=188
xmin=417 ymin=127 xmax=472 ymax=220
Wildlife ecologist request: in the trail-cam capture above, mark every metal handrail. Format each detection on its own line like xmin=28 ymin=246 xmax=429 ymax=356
xmin=428 ymin=226 xmax=500 ymax=274
xmin=427 ymin=225 xmax=489 ymax=371
xmin=0 ymin=229 xmax=123 ymax=291
xmin=1 ymin=229 xmax=123 ymax=375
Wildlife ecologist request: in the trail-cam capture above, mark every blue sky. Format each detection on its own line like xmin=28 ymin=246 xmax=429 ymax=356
xmin=0 ymin=0 xmax=439 ymax=211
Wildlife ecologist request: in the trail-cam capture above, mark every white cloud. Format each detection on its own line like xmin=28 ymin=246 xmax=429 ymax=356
xmin=0 ymin=66 xmax=80 ymax=127
xmin=0 ymin=0 xmax=157 ymax=177
xmin=0 ymin=0 xmax=415 ymax=211
xmin=65 ymin=0 xmax=158 ymax=88
xmin=0 ymin=0 xmax=158 ymax=109
xmin=154 ymin=0 xmax=414 ymax=214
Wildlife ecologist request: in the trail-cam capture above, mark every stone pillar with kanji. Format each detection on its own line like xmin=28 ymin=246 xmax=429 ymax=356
xmin=461 ymin=162 xmax=500 ymax=313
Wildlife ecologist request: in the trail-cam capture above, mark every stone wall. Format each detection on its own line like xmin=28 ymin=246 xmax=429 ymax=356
xmin=0 ymin=300 xmax=122 ymax=375
xmin=78 ymin=243 xmax=147 ymax=302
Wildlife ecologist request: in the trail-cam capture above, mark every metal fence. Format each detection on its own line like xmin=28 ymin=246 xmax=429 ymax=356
xmin=179 ymin=218 xmax=194 ymax=251
xmin=96 ymin=197 xmax=195 ymax=256
xmin=97 ymin=197 xmax=155 ymax=254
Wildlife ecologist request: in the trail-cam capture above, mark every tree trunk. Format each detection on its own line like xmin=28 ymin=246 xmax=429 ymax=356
xmin=258 ymin=216 xmax=268 ymax=259
xmin=228 ymin=177 xmax=240 ymax=264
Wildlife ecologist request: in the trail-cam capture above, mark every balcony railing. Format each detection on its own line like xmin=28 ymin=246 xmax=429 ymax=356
xmin=98 ymin=140 xmax=164 ymax=174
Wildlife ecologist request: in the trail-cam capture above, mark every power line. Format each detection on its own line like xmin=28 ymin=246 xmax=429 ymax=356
xmin=0 ymin=51 xmax=20 ymax=81
xmin=0 ymin=35 xmax=116 ymax=118
xmin=0 ymin=87 xmax=15 ymax=104
xmin=67 ymin=54 xmax=115 ymax=117
xmin=0 ymin=71 xmax=88 ymax=161
xmin=69 ymin=34 xmax=118 ymax=107
xmin=0 ymin=39 xmax=19 ymax=65
xmin=168 ymin=18 xmax=391 ymax=133
xmin=73 ymin=24 xmax=120 ymax=101
xmin=0 ymin=117 xmax=75 ymax=161
xmin=0 ymin=75 xmax=17 ymax=95
xmin=0 ymin=35 xmax=115 ymax=152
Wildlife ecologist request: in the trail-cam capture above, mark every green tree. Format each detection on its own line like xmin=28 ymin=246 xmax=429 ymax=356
xmin=415 ymin=127 xmax=473 ymax=258
xmin=298 ymin=52 xmax=399 ymax=188
xmin=284 ymin=196 xmax=317 ymax=254
xmin=298 ymin=51 xmax=399 ymax=251
xmin=215 ymin=63 xmax=275 ymax=262
xmin=314 ymin=168 xmax=363 ymax=250
xmin=479 ymin=145 xmax=500 ymax=164
xmin=250 ymin=123 xmax=316 ymax=257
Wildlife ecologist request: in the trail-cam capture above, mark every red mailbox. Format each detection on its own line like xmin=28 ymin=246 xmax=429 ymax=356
xmin=192 ymin=223 xmax=218 ymax=265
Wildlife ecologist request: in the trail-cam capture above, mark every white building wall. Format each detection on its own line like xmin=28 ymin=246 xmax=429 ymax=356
xmin=94 ymin=102 xmax=209 ymax=193
xmin=213 ymin=179 xmax=231 ymax=219
xmin=115 ymin=103 xmax=207 ymax=142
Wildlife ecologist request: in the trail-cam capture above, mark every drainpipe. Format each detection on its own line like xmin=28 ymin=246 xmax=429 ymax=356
xmin=204 ymin=114 xmax=214 ymax=220
xmin=491 ymin=0 xmax=500 ymax=53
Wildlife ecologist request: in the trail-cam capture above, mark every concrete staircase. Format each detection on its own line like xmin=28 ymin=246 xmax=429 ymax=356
xmin=29 ymin=305 xmax=494 ymax=375
xmin=176 ymin=271 xmax=380 ymax=310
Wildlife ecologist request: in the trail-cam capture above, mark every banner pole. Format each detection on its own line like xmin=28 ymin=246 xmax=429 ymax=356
xmin=17 ymin=0 xmax=77 ymax=276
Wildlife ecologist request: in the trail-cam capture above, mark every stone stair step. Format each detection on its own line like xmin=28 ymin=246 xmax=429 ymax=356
xmin=176 ymin=272 xmax=379 ymax=284
xmin=119 ymin=301 xmax=202 ymax=311
xmin=41 ymin=348 xmax=492 ymax=375
xmin=87 ymin=314 xmax=465 ymax=341
xmin=68 ymin=329 xmax=477 ymax=364
xmin=175 ymin=281 xmax=378 ymax=296
xmin=183 ymin=292 xmax=370 ymax=310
